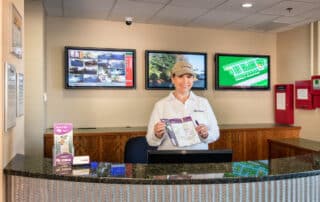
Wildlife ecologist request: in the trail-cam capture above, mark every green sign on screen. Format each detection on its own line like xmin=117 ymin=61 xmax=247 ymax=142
xmin=217 ymin=54 xmax=270 ymax=90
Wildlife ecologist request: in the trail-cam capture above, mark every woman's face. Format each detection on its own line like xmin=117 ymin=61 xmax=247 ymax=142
xmin=171 ymin=74 xmax=194 ymax=94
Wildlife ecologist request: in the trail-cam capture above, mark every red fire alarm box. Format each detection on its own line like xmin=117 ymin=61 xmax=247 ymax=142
xmin=275 ymin=84 xmax=294 ymax=124
xmin=311 ymin=75 xmax=320 ymax=108
xmin=295 ymin=80 xmax=315 ymax=109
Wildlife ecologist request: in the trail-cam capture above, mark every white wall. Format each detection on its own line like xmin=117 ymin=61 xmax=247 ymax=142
xmin=2 ymin=0 xmax=24 ymax=165
xmin=0 ymin=0 xmax=3 ymax=200
xmin=277 ymin=24 xmax=320 ymax=141
xmin=25 ymin=0 xmax=45 ymax=157
xmin=1 ymin=0 xmax=24 ymax=200
xmin=46 ymin=17 xmax=277 ymax=129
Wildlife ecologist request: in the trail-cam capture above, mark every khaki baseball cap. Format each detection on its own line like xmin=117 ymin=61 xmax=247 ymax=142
xmin=171 ymin=61 xmax=196 ymax=77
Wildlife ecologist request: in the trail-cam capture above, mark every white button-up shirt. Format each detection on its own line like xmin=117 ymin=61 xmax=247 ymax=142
xmin=146 ymin=91 xmax=220 ymax=150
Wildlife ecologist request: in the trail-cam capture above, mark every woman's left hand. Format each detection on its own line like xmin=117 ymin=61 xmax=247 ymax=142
xmin=196 ymin=124 xmax=209 ymax=139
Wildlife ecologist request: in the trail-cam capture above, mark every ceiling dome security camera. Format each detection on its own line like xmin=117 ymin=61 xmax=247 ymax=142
xmin=125 ymin=17 xmax=133 ymax=26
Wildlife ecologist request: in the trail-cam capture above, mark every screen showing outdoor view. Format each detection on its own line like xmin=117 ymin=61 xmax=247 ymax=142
xmin=215 ymin=54 xmax=270 ymax=90
xmin=146 ymin=51 xmax=207 ymax=89
xmin=65 ymin=47 xmax=135 ymax=88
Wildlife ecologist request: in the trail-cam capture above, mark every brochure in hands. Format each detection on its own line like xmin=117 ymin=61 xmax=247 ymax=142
xmin=161 ymin=116 xmax=201 ymax=147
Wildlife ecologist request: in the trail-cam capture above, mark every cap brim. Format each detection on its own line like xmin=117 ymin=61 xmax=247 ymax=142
xmin=174 ymin=70 xmax=196 ymax=77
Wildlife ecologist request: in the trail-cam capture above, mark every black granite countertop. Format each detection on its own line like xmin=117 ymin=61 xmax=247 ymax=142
xmin=4 ymin=153 xmax=320 ymax=185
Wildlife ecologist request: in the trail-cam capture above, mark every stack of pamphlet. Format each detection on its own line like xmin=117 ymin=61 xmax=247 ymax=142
xmin=53 ymin=123 xmax=74 ymax=166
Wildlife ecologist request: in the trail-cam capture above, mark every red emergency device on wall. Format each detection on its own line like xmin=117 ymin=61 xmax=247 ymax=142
xmin=274 ymin=84 xmax=294 ymax=124
xmin=311 ymin=75 xmax=320 ymax=108
xmin=295 ymin=80 xmax=315 ymax=109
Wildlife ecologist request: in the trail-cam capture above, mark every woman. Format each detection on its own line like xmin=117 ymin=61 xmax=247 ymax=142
xmin=146 ymin=61 xmax=220 ymax=150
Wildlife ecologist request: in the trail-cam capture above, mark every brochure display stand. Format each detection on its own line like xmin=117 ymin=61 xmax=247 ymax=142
xmin=274 ymin=84 xmax=294 ymax=124
xmin=311 ymin=75 xmax=320 ymax=108
xmin=53 ymin=123 xmax=74 ymax=166
xmin=295 ymin=80 xmax=315 ymax=109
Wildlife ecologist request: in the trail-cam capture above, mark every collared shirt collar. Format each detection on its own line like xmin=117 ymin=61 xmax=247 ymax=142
xmin=168 ymin=91 xmax=196 ymax=102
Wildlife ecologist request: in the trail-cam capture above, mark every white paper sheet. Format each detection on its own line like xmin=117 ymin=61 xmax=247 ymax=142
xmin=297 ymin=89 xmax=308 ymax=100
xmin=276 ymin=92 xmax=286 ymax=110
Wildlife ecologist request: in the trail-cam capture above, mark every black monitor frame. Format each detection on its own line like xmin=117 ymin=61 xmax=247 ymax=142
xmin=147 ymin=149 xmax=232 ymax=164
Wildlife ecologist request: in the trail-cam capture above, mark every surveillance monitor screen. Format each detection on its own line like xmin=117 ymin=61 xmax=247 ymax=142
xmin=65 ymin=47 xmax=135 ymax=89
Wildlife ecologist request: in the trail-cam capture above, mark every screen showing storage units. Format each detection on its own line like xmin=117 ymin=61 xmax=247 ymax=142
xmin=216 ymin=54 xmax=270 ymax=90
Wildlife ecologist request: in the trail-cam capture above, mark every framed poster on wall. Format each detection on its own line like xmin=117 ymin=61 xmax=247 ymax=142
xmin=4 ymin=62 xmax=17 ymax=132
xmin=17 ymin=73 xmax=24 ymax=117
xmin=11 ymin=4 xmax=22 ymax=59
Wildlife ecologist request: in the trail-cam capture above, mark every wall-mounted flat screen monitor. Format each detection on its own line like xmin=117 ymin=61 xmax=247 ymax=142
xmin=215 ymin=53 xmax=270 ymax=90
xmin=145 ymin=50 xmax=207 ymax=90
xmin=65 ymin=46 xmax=135 ymax=89
xmin=147 ymin=149 xmax=232 ymax=164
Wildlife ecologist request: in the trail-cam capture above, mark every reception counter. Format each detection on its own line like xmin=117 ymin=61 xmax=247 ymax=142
xmin=5 ymin=153 xmax=320 ymax=201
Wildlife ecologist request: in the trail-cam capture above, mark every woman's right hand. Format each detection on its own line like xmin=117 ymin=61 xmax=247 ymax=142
xmin=154 ymin=121 xmax=166 ymax=139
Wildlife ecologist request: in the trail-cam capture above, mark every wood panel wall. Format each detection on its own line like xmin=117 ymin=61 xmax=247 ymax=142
xmin=44 ymin=125 xmax=301 ymax=162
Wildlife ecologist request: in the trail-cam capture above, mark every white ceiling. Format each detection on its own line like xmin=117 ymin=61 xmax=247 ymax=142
xmin=43 ymin=0 xmax=320 ymax=32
